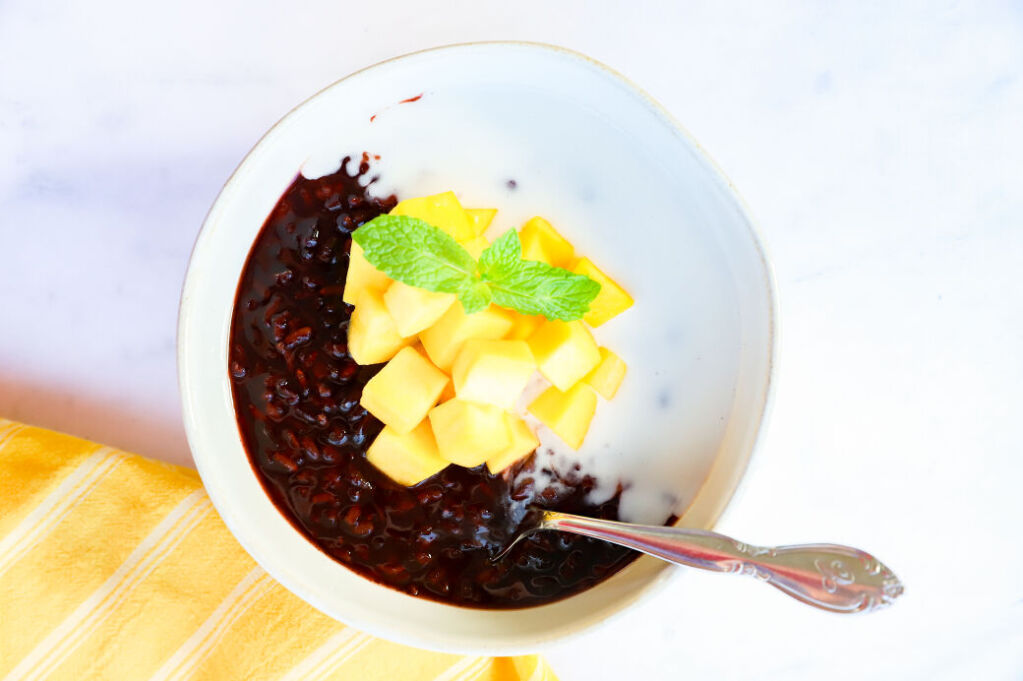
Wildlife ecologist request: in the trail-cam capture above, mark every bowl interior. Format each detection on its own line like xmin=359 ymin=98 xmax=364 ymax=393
xmin=179 ymin=42 xmax=774 ymax=654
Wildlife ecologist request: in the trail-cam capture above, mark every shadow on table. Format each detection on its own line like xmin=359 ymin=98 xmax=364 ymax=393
xmin=0 ymin=375 xmax=193 ymax=468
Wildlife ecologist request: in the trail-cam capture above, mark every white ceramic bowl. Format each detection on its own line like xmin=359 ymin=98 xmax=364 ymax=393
xmin=178 ymin=42 xmax=776 ymax=655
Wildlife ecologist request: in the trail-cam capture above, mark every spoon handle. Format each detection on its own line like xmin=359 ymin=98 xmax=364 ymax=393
xmin=540 ymin=511 xmax=904 ymax=613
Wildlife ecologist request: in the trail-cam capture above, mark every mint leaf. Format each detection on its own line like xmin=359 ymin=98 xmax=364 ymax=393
xmin=352 ymin=214 xmax=477 ymax=296
xmin=478 ymin=228 xmax=522 ymax=276
xmin=458 ymin=280 xmax=493 ymax=314
xmin=483 ymin=260 xmax=601 ymax=321
xmin=478 ymin=228 xmax=601 ymax=321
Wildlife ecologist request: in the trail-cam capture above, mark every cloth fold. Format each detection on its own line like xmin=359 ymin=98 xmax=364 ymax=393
xmin=0 ymin=419 xmax=557 ymax=681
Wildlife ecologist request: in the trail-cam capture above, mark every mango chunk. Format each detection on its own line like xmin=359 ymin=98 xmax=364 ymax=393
xmin=526 ymin=320 xmax=600 ymax=391
xmin=367 ymin=420 xmax=448 ymax=486
xmin=572 ymin=257 xmax=634 ymax=327
xmin=344 ymin=243 xmax=393 ymax=305
xmin=583 ymin=347 xmax=627 ymax=400
xmin=348 ymin=289 xmax=409 ymax=365
xmin=461 ymin=235 xmax=490 ymax=259
xmin=528 ymin=384 xmax=597 ymax=450
xmin=383 ymin=281 xmax=456 ymax=338
xmin=428 ymin=399 xmax=511 ymax=467
xmin=487 ymin=414 xmax=539 ymax=473
xmin=506 ymin=312 xmax=545 ymax=341
xmin=391 ymin=191 xmax=474 ymax=241
xmin=465 ymin=208 xmax=497 ymax=236
xmin=452 ymin=339 xmax=536 ymax=409
xmin=520 ymin=217 xmax=574 ymax=268
xmin=420 ymin=304 xmax=514 ymax=371
xmin=361 ymin=346 xmax=449 ymax=433
xmin=417 ymin=344 xmax=457 ymax=402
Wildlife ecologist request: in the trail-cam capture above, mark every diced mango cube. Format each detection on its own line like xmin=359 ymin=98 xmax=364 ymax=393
xmin=572 ymin=257 xmax=634 ymax=327
xmin=383 ymin=281 xmax=455 ymax=338
xmin=506 ymin=312 xmax=545 ymax=341
xmin=348 ymin=289 xmax=410 ymax=365
xmin=487 ymin=414 xmax=539 ymax=473
xmin=461 ymin=235 xmax=490 ymax=259
xmin=583 ymin=347 xmax=627 ymax=399
xmin=367 ymin=420 xmax=448 ymax=486
xmin=391 ymin=191 xmax=474 ymax=241
xmin=361 ymin=346 xmax=449 ymax=433
xmin=411 ymin=344 xmax=457 ymax=401
xmin=520 ymin=217 xmax=574 ymax=268
xmin=528 ymin=384 xmax=597 ymax=450
xmin=451 ymin=339 xmax=535 ymax=409
xmin=428 ymin=399 xmax=511 ymax=467
xmin=520 ymin=239 xmax=552 ymax=265
xmin=465 ymin=208 xmax=497 ymax=236
xmin=343 ymin=243 xmax=393 ymax=305
xmin=420 ymin=304 xmax=514 ymax=371
xmin=526 ymin=320 xmax=600 ymax=391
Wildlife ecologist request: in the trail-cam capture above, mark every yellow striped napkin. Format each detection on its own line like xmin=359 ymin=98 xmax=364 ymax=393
xmin=0 ymin=419 xmax=558 ymax=681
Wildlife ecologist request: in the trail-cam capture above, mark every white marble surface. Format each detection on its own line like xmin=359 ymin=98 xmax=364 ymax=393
xmin=1 ymin=1 xmax=1021 ymax=678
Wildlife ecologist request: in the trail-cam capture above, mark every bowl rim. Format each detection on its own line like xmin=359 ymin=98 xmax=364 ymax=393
xmin=177 ymin=40 xmax=779 ymax=654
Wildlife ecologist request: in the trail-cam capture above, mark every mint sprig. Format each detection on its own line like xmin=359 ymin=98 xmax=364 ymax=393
xmin=480 ymin=229 xmax=602 ymax=320
xmin=351 ymin=215 xmax=600 ymax=320
xmin=350 ymin=214 xmax=480 ymax=297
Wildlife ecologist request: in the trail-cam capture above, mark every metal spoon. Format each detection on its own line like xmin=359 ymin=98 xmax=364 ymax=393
xmin=495 ymin=509 xmax=904 ymax=613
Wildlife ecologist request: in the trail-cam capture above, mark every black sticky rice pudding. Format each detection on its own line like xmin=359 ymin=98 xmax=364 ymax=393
xmin=228 ymin=155 xmax=663 ymax=608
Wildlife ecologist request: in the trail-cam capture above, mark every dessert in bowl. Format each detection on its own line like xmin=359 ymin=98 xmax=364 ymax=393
xmin=179 ymin=42 xmax=776 ymax=653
